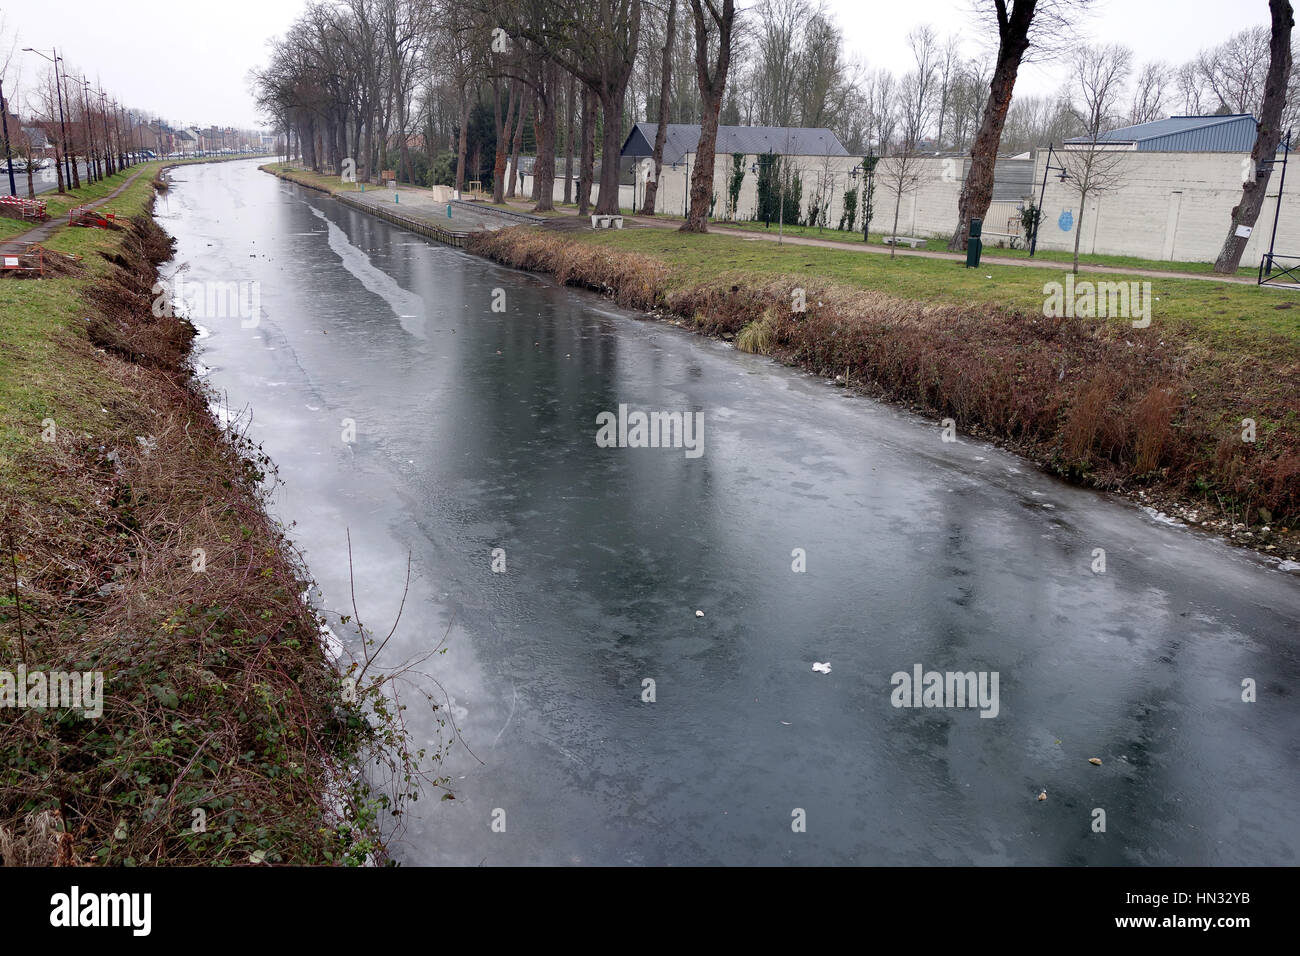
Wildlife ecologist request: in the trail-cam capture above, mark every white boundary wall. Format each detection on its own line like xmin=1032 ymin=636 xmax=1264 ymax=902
xmin=522 ymin=148 xmax=1299 ymax=265
xmin=1032 ymin=149 xmax=1297 ymax=266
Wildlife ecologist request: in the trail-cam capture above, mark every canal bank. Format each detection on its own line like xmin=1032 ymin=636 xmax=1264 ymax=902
xmin=0 ymin=159 xmax=397 ymax=865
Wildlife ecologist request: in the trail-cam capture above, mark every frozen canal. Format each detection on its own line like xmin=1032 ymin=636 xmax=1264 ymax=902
xmin=158 ymin=159 xmax=1300 ymax=865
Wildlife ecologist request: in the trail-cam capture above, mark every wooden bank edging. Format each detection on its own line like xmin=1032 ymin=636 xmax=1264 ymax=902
xmin=265 ymin=165 xmax=470 ymax=248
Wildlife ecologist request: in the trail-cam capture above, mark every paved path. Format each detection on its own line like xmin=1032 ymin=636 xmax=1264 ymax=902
xmin=272 ymin=166 xmax=542 ymax=236
xmin=0 ymin=167 xmax=149 ymax=253
xmin=496 ymin=196 xmax=1275 ymax=288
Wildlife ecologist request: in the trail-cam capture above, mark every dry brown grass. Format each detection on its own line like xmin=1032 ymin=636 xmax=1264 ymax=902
xmin=1 ymin=214 xmax=394 ymax=866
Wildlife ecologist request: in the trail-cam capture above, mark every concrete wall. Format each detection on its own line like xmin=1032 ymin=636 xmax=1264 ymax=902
xmin=516 ymin=172 xmax=634 ymax=212
xmin=517 ymin=148 xmax=1297 ymax=266
xmin=1031 ymin=150 xmax=1295 ymax=266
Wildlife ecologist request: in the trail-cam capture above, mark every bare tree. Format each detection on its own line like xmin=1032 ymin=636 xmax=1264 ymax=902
xmin=1201 ymin=25 xmax=1271 ymax=114
xmin=879 ymin=84 xmax=923 ymax=258
xmin=641 ymin=0 xmax=677 ymax=215
xmin=947 ymin=0 xmax=1094 ymax=252
xmin=1215 ymin=0 xmax=1294 ymax=274
xmin=1058 ymin=43 xmax=1132 ymax=273
xmin=1129 ymin=61 xmax=1171 ymax=125
xmin=795 ymin=8 xmax=854 ymax=131
xmin=511 ymin=0 xmax=643 ymax=216
xmin=935 ymin=34 xmax=964 ymax=148
xmin=753 ymin=0 xmax=805 ymax=126
xmin=903 ymin=25 xmax=941 ymax=144
xmin=680 ymin=0 xmax=736 ymax=232
xmin=1174 ymin=60 xmax=1207 ymax=115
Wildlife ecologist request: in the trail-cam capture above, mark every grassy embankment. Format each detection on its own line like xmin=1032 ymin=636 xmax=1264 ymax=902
xmin=468 ymin=224 xmax=1300 ymax=554
xmin=0 ymin=160 xmax=413 ymax=865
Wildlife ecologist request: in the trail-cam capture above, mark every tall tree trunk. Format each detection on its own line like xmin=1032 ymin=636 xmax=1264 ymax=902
xmin=533 ymin=65 xmax=558 ymax=212
xmin=1215 ymin=0 xmax=1294 ymax=274
xmin=946 ymin=0 xmax=1036 ymax=252
xmin=578 ymin=86 xmax=595 ymax=215
xmin=505 ymin=80 xmax=523 ymax=198
xmin=455 ymin=96 xmax=470 ymax=192
xmin=641 ymin=0 xmax=677 ymax=216
xmin=681 ymin=0 xmax=736 ymax=233
xmin=595 ymin=88 xmax=625 ymax=215
xmin=564 ymin=74 xmax=576 ymax=204
xmin=362 ymin=102 xmax=374 ymax=183
xmin=492 ymin=79 xmax=508 ymax=203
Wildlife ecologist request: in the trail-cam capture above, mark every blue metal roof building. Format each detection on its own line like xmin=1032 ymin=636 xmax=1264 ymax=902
xmin=1065 ymin=114 xmax=1259 ymax=152
xmin=621 ymin=123 xmax=849 ymax=165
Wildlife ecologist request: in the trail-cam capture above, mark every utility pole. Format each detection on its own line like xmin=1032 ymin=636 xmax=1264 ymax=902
xmin=114 ymin=100 xmax=127 ymax=168
xmin=79 ymin=77 xmax=98 ymax=183
xmin=97 ymin=87 xmax=113 ymax=176
xmin=23 ymin=48 xmax=72 ymax=192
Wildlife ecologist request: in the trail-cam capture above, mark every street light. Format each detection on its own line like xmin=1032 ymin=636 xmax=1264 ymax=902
xmin=1029 ymin=144 xmax=1069 ymax=257
xmin=78 ymin=77 xmax=98 ymax=183
xmin=22 ymin=47 xmax=72 ymax=191
xmin=97 ymin=87 xmax=115 ymax=176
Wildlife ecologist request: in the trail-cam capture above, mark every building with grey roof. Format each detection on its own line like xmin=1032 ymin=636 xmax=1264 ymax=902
xmin=1064 ymin=114 xmax=1260 ymax=152
xmin=621 ymin=123 xmax=849 ymax=166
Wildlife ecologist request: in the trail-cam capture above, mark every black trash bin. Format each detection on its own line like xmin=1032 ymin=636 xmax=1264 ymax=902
xmin=965 ymin=217 xmax=982 ymax=268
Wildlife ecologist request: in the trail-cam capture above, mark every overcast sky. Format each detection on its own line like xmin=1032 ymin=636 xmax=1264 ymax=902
xmin=0 ymin=0 xmax=1274 ymax=129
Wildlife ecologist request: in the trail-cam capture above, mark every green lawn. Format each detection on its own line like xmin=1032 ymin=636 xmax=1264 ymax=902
xmin=574 ymin=227 xmax=1300 ymax=352
xmin=708 ymin=219 xmax=1258 ymax=277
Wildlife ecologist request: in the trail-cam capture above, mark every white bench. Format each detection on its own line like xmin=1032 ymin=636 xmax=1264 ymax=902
xmin=590 ymin=214 xmax=624 ymax=229
xmin=882 ymin=235 xmax=925 ymax=249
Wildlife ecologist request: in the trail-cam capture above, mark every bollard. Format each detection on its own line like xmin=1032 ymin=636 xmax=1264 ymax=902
xmin=395 ymin=192 xmax=399 ymax=204
xmin=447 ymin=203 xmax=452 ymax=218
xmin=965 ymin=217 xmax=983 ymax=269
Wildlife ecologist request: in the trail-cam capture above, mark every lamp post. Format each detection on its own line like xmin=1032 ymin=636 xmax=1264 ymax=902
xmin=23 ymin=47 xmax=72 ymax=192
xmin=750 ymin=154 xmax=790 ymax=242
xmin=1029 ymin=144 xmax=1069 ymax=257
xmin=78 ymin=77 xmax=98 ymax=183
xmin=97 ymin=88 xmax=115 ymax=176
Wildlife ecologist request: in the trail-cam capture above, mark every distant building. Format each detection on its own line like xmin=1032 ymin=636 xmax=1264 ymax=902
xmin=1035 ymin=113 xmax=1300 ymax=265
xmin=621 ymin=123 xmax=850 ymax=167
xmin=1064 ymin=114 xmax=1259 ymax=153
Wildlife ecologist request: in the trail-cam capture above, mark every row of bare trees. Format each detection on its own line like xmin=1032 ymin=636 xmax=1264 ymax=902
xmin=1 ymin=18 xmax=147 ymax=198
xmin=255 ymin=0 xmax=1295 ymax=268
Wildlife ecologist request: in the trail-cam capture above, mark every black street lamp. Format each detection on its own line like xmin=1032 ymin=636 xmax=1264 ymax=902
xmin=1029 ymin=144 xmax=1069 ymax=257
xmin=23 ymin=47 xmax=73 ymax=192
